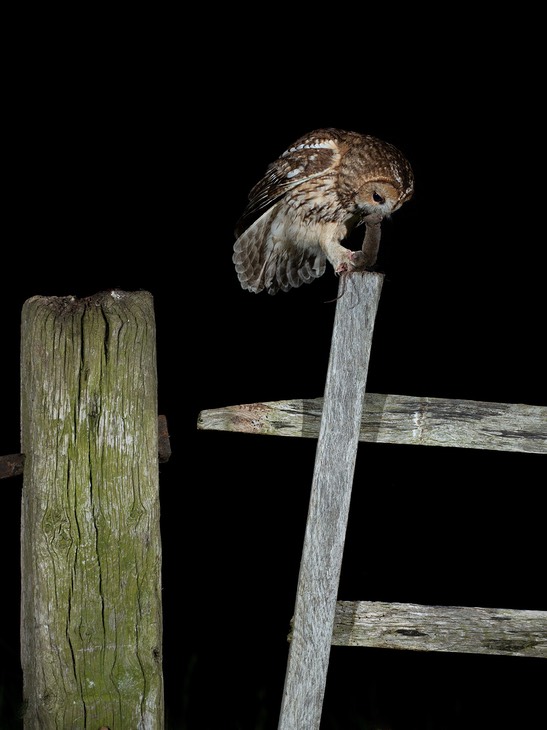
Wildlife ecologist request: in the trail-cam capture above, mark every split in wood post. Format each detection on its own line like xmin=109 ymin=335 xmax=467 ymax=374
xmin=20 ymin=289 xmax=164 ymax=723
xmin=0 ymin=415 xmax=171 ymax=479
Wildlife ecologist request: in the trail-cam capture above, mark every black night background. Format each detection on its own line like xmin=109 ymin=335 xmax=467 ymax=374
xmin=1 ymin=12 xmax=546 ymax=729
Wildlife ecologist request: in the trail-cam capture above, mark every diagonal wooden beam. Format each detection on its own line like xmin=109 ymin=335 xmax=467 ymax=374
xmin=197 ymin=394 xmax=547 ymax=454
xmin=277 ymin=271 xmax=385 ymax=730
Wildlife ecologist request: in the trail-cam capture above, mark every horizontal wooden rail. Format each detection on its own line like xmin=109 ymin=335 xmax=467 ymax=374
xmin=319 ymin=601 xmax=547 ymax=658
xmin=198 ymin=394 xmax=546 ymax=454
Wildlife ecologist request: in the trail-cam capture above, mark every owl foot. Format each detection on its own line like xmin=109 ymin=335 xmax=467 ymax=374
xmin=334 ymin=250 xmax=368 ymax=275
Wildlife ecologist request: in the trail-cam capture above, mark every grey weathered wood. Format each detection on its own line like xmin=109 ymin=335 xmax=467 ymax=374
xmin=278 ymin=272 xmax=384 ymax=730
xmin=20 ymin=291 xmax=164 ymax=729
xmin=198 ymin=394 xmax=547 ymax=455
xmin=328 ymin=601 xmax=547 ymax=659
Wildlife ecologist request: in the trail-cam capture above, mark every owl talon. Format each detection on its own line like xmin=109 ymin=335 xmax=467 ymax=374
xmin=350 ymin=250 xmax=367 ymax=268
xmin=335 ymin=250 xmax=367 ymax=275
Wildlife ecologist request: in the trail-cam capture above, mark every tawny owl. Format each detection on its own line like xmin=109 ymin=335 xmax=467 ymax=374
xmin=233 ymin=128 xmax=414 ymax=294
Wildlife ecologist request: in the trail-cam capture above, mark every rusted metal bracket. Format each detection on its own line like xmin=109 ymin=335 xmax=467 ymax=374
xmin=157 ymin=414 xmax=172 ymax=463
xmin=0 ymin=453 xmax=24 ymax=479
xmin=0 ymin=414 xmax=171 ymax=479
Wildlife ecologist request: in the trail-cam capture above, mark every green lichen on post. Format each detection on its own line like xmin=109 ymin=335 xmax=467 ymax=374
xmin=20 ymin=290 xmax=163 ymax=729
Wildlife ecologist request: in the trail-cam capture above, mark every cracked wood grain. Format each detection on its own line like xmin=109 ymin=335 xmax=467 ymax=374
xmin=329 ymin=601 xmax=547 ymax=658
xmin=198 ymin=394 xmax=547 ymax=454
xmin=278 ymin=272 xmax=384 ymax=730
xmin=20 ymin=290 xmax=164 ymax=729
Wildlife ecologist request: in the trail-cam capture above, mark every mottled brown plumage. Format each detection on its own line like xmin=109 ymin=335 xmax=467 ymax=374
xmin=233 ymin=128 xmax=414 ymax=294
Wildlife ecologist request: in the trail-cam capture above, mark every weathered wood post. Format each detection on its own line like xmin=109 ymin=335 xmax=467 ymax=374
xmin=20 ymin=290 xmax=163 ymax=729
xmin=278 ymin=271 xmax=384 ymax=730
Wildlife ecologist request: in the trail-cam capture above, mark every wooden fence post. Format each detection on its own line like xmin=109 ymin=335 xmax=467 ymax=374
xmin=278 ymin=272 xmax=384 ymax=730
xmin=20 ymin=290 xmax=164 ymax=729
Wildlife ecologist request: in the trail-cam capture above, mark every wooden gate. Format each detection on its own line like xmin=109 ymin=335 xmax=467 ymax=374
xmin=198 ymin=271 xmax=547 ymax=729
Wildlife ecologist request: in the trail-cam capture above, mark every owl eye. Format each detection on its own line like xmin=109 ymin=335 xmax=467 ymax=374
xmin=372 ymin=192 xmax=385 ymax=204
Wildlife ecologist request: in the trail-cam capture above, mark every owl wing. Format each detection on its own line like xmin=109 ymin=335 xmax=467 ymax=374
xmin=233 ymin=130 xmax=344 ymax=294
xmin=234 ymin=130 xmax=342 ymax=236
xmin=233 ymin=204 xmax=328 ymax=294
